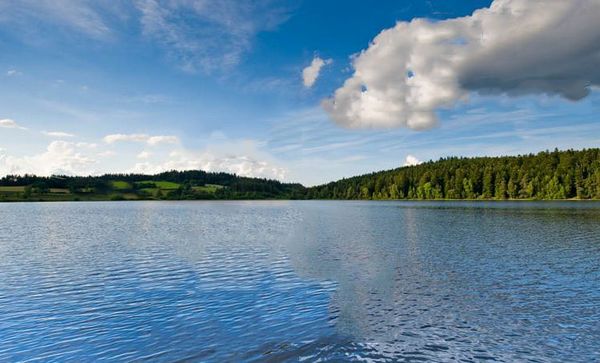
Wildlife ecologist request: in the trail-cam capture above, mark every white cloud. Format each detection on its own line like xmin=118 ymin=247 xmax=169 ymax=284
xmin=0 ymin=141 xmax=96 ymax=176
xmin=6 ymin=69 xmax=22 ymax=77
xmin=132 ymin=137 xmax=287 ymax=180
xmin=103 ymin=133 xmax=148 ymax=143
xmin=0 ymin=131 xmax=286 ymax=180
xmin=98 ymin=150 xmax=116 ymax=158
xmin=0 ymin=119 xmax=27 ymax=130
xmin=75 ymin=142 xmax=98 ymax=149
xmin=137 ymin=151 xmax=152 ymax=159
xmin=132 ymin=151 xmax=286 ymax=180
xmin=126 ymin=94 xmax=171 ymax=104
xmin=302 ymin=56 xmax=332 ymax=88
xmin=403 ymin=155 xmax=422 ymax=167
xmin=324 ymin=0 xmax=600 ymax=129
xmin=43 ymin=131 xmax=75 ymax=138
xmin=103 ymin=133 xmax=179 ymax=145
xmin=147 ymin=135 xmax=178 ymax=145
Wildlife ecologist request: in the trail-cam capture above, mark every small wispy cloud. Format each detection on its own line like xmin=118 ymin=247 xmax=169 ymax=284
xmin=135 ymin=0 xmax=292 ymax=72
xmin=147 ymin=135 xmax=178 ymax=145
xmin=136 ymin=151 xmax=152 ymax=159
xmin=0 ymin=118 xmax=27 ymax=130
xmin=6 ymin=69 xmax=22 ymax=77
xmin=0 ymin=1 xmax=292 ymax=73
xmin=103 ymin=133 xmax=179 ymax=146
xmin=125 ymin=94 xmax=171 ymax=104
xmin=0 ymin=0 xmax=115 ymax=40
xmin=103 ymin=134 xmax=148 ymax=143
xmin=43 ymin=131 xmax=75 ymax=138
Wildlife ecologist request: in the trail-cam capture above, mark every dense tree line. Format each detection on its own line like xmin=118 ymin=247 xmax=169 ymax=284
xmin=0 ymin=170 xmax=306 ymax=200
xmin=161 ymin=177 xmax=306 ymax=200
xmin=3 ymin=149 xmax=600 ymax=201
xmin=306 ymin=149 xmax=600 ymax=200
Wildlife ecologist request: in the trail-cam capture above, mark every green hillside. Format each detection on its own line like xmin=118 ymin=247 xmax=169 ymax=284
xmin=0 ymin=170 xmax=305 ymax=202
xmin=306 ymin=148 xmax=600 ymax=200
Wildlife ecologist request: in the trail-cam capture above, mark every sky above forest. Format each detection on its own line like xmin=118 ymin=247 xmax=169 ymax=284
xmin=1 ymin=0 xmax=599 ymax=185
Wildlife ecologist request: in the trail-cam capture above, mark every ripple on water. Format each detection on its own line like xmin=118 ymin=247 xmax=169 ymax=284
xmin=0 ymin=200 xmax=599 ymax=362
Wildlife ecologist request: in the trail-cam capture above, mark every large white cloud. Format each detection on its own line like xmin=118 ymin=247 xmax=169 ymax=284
xmin=132 ymin=151 xmax=286 ymax=180
xmin=132 ymin=137 xmax=287 ymax=180
xmin=0 ymin=141 xmax=96 ymax=176
xmin=0 ymin=135 xmax=287 ymax=180
xmin=323 ymin=0 xmax=600 ymax=129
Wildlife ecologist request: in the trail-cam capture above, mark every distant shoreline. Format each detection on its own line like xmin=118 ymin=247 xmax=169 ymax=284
xmin=2 ymin=148 xmax=600 ymax=202
xmin=2 ymin=197 xmax=600 ymax=203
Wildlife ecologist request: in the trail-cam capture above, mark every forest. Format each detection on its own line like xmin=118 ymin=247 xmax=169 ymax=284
xmin=305 ymin=148 xmax=600 ymax=200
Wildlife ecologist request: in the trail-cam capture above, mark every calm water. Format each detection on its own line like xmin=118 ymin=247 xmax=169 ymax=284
xmin=0 ymin=201 xmax=599 ymax=362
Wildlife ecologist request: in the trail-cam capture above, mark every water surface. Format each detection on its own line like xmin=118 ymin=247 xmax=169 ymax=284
xmin=0 ymin=201 xmax=599 ymax=362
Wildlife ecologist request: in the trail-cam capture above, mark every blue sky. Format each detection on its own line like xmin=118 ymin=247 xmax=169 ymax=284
xmin=0 ymin=0 xmax=598 ymax=185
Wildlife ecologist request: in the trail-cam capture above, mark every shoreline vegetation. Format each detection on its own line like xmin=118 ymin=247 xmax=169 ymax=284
xmin=1 ymin=148 xmax=599 ymax=202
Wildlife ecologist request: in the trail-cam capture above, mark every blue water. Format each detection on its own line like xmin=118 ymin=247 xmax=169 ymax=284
xmin=0 ymin=201 xmax=599 ymax=362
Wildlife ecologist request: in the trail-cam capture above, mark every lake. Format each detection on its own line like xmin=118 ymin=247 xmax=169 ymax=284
xmin=0 ymin=201 xmax=599 ymax=362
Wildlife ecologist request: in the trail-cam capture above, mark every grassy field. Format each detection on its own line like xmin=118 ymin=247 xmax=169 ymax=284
xmin=135 ymin=180 xmax=181 ymax=190
xmin=0 ymin=180 xmax=227 ymax=202
xmin=112 ymin=180 xmax=181 ymax=192
xmin=0 ymin=193 xmax=105 ymax=202
xmin=0 ymin=186 xmax=25 ymax=192
xmin=50 ymin=188 xmax=69 ymax=193
xmin=193 ymin=184 xmax=224 ymax=193
xmin=110 ymin=181 xmax=132 ymax=190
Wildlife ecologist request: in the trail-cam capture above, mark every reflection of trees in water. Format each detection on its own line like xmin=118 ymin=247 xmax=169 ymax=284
xmin=285 ymin=202 xmax=600 ymax=360
xmin=286 ymin=203 xmax=434 ymax=340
